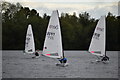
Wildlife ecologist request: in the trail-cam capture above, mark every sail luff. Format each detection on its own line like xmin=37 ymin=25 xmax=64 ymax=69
xmin=104 ymin=16 xmax=106 ymax=56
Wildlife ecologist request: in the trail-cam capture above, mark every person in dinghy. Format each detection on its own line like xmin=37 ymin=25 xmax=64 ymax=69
xmin=94 ymin=54 xmax=109 ymax=63
xmin=56 ymin=51 xmax=68 ymax=67
xmin=59 ymin=57 xmax=67 ymax=64
xmin=101 ymin=55 xmax=109 ymax=62
xmin=32 ymin=50 xmax=40 ymax=58
xmin=56 ymin=57 xmax=68 ymax=67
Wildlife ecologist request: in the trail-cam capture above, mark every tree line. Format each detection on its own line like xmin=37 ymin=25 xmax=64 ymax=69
xmin=2 ymin=2 xmax=120 ymax=50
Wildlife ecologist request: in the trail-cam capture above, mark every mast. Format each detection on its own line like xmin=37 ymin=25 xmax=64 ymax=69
xmin=57 ymin=10 xmax=64 ymax=59
xmin=62 ymin=50 xmax=65 ymax=58
xmin=104 ymin=16 xmax=106 ymax=57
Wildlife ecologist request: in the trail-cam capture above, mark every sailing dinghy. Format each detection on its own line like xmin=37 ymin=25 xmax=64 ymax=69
xmin=24 ymin=24 xmax=35 ymax=55
xmin=42 ymin=10 xmax=68 ymax=67
xmin=88 ymin=16 xmax=109 ymax=63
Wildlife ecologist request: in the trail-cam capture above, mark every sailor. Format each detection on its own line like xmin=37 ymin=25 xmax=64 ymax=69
xmin=101 ymin=56 xmax=109 ymax=61
xmin=59 ymin=57 xmax=67 ymax=64
xmin=32 ymin=50 xmax=40 ymax=58
xmin=35 ymin=51 xmax=39 ymax=55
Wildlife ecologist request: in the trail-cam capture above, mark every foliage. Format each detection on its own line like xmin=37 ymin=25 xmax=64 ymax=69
xmin=2 ymin=2 xmax=119 ymax=50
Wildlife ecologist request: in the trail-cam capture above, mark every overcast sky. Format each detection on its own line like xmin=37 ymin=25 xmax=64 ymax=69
xmin=3 ymin=0 xmax=120 ymax=19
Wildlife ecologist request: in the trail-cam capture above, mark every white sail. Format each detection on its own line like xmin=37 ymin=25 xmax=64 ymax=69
xmin=25 ymin=24 xmax=35 ymax=54
xmin=42 ymin=10 xmax=63 ymax=59
xmin=89 ymin=16 xmax=106 ymax=56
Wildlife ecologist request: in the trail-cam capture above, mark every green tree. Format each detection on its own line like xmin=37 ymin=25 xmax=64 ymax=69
xmin=2 ymin=2 xmax=119 ymax=51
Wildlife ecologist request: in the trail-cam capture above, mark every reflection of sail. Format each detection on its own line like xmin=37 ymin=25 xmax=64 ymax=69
xmin=42 ymin=10 xmax=63 ymax=59
xmin=25 ymin=24 xmax=35 ymax=54
xmin=89 ymin=16 xmax=106 ymax=57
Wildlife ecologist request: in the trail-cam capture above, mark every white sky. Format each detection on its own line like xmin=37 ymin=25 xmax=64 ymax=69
xmin=2 ymin=0 xmax=120 ymax=2
xmin=3 ymin=0 xmax=120 ymax=19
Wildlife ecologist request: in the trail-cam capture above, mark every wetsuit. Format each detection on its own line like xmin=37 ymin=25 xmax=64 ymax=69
xmin=35 ymin=52 xmax=39 ymax=56
xmin=59 ymin=58 xmax=67 ymax=63
xmin=101 ymin=56 xmax=109 ymax=61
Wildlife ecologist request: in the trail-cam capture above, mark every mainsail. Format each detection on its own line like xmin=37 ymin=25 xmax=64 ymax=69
xmin=89 ymin=16 xmax=106 ymax=56
xmin=25 ymin=24 xmax=35 ymax=54
xmin=42 ymin=10 xmax=63 ymax=59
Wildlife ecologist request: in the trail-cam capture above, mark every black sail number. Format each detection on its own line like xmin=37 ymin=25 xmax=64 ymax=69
xmin=47 ymin=32 xmax=55 ymax=40
xmin=93 ymin=33 xmax=100 ymax=40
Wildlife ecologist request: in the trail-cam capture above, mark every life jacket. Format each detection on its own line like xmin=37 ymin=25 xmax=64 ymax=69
xmin=59 ymin=58 xmax=67 ymax=61
xmin=63 ymin=58 xmax=67 ymax=60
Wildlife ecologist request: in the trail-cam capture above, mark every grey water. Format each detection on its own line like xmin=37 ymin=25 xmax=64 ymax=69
xmin=2 ymin=50 xmax=118 ymax=78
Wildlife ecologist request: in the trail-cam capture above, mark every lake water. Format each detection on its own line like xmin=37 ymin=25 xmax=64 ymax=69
xmin=2 ymin=50 xmax=118 ymax=78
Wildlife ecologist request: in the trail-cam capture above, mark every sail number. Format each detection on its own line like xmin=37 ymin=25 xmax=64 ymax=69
xmin=49 ymin=25 xmax=58 ymax=29
xmin=93 ymin=33 xmax=100 ymax=40
xmin=27 ymin=34 xmax=32 ymax=36
xmin=47 ymin=32 xmax=55 ymax=40
xmin=25 ymin=37 xmax=30 ymax=47
xmin=97 ymin=27 xmax=104 ymax=31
